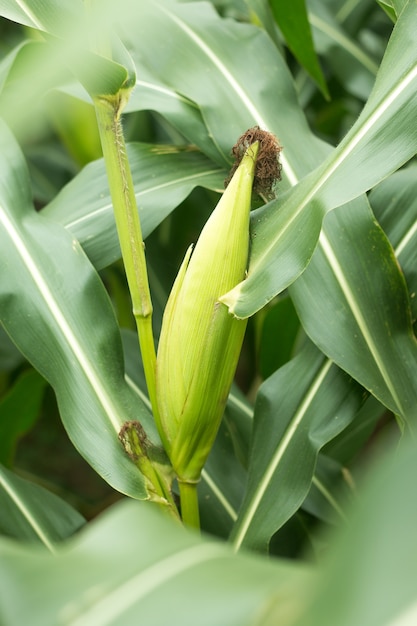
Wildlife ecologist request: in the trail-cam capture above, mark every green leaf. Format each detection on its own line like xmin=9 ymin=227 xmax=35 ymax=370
xmin=225 ymin=0 xmax=417 ymax=316
xmin=0 ymin=40 xmax=74 ymax=133
xmin=244 ymin=0 xmax=282 ymax=49
xmin=0 ymin=326 xmax=24 ymax=371
xmin=377 ymin=1 xmax=397 ymax=23
xmin=128 ymin=61 xmax=225 ymax=155
xmin=0 ymin=464 xmax=85 ymax=548
xmin=0 ymin=500 xmax=311 ymax=626
xmin=70 ymin=35 xmax=137 ymax=98
xmin=0 ymin=369 xmax=47 ymax=466
xmin=0 ymin=0 xmax=81 ymax=35
xmin=230 ymin=340 xmax=365 ymax=551
xmin=369 ymin=164 xmax=417 ymax=320
xmin=303 ymin=454 xmax=351 ymax=526
xmin=391 ymin=0 xmax=410 ymax=17
xmin=308 ymin=0 xmax=380 ymax=100
xmin=125 ymin=0 xmax=329 ymax=179
xmin=43 ymin=143 xmax=226 ymax=270
xmin=71 ymin=50 xmax=132 ymax=99
xmin=290 ymin=197 xmax=417 ymax=424
xmin=258 ymin=296 xmax=300 ymax=379
xmin=269 ymin=0 xmax=329 ymax=98
xmin=0 ymin=2 xmax=136 ymax=100
xmin=0 ymin=40 xmax=33 ymax=94
xmin=0 ymin=119 xmax=152 ymax=498
xmin=199 ymin=416 xmax=247 ymax=538
xmin=323 ymin=395 xmax=386 ymax=466
xmin=294 ymin=436 xmax=417 ymax=626
xmin=63 ymin=59 xmax=222 ymax=162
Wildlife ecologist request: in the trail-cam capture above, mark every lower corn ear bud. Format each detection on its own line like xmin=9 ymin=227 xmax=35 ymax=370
xmin=155 ymin=129 xmax=281 ymax=485
xmin=118 ymin=420 xmax=177 ymax=515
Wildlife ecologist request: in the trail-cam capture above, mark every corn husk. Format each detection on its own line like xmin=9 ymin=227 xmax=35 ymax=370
xmin=155 ymin=142 xmax=259 ymax=482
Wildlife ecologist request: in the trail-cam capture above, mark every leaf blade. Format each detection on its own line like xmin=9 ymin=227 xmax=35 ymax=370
xmin=290 ymin=197 xmax=417 ymax=423
xmin=226 ymin=1 xmax=417 ymax=316
xmin=231 ymin=341 xmax=364 ymax=551
xmin=126 ymin=0 xmax=329 ymax=181
xmin=44 ymin=143 xmax=226 ymax=270
xmin=270 ymin=0 xmax=329 ymax=98
xmin=0 ymin=369 xmax=47 ymax=466
xmin=0 ymin=464 xmax=85 ymax=549
xmin=0 ymin=120 xmax=152 ymax=498
xmin=0 ymin=500 xmax=311 ymax=626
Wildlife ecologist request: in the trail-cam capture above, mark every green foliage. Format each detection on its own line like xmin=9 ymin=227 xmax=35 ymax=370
xmin=0 ymin=369 xmax=47 ymax=466
xmin=0 ymin=0 xmax=416 ymax=623
xmin=269 ymin=0 xmax=329 ymax=98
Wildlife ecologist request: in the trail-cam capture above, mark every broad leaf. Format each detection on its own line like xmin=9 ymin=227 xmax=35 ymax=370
xmin=308 ymin=0 xmax=380 ymax=100
xmin=71 ymin=48 xmax=134 ymax=99
xmin=290 ymin=197 xmax=417 ymax=425
xmin=258 ymin=296 xmax=300 ymax=380
xmin=230 ymin=340 xmax=364 ymax=551
xmin=0 ymin=500 xmax=311 ymax=626
xmin=2 ymin=437 xmax=416 ymax=626
xmin=128 ymin=63 xmax=226 ymax=165
xmin=0 ymin=40 xmax=74 ymax=132
xmin=302 ymin=455 xmax=352 ymax=526
xmin=43 ymin=143 xmax=225 ymax=270
xmin=124 ymin=0 xmax=329 ymax=179
xmin=323 ymin=394 xmax=387 ymax=466
xmin=60 ymin=63 xmax=220 ymax=163
xmin=0 ymin=369 xmax=47 ymax=466
xmin=226 ymin=0 xmax=417 ymax=316
xmin=0 ymin=0 xmax=81 ymax=34
xmin=369 ymin=165 xmax=417 ymax=320
xmin=0 ymin=325 xmax=24 ymax=370
xmin=0 ymin=1 xmax=135 ymax=102
xmin=392 ymin=0 xmax=409 ymax=17
xmin=0 ymin=464 xmax=85 ymax=548
xmin=294 ymin=436 xmax=417 ymax=626
xmin=270 ymin=0 xmax=329 ymax=98
xmin=0 ymin=120 xmax=153 ymax=498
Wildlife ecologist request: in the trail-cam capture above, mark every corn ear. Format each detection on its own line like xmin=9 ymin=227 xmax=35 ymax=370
xmin=155 ymin=142 xmax=259 ymax=483
xmin=118 ymin=420 xmax=179 ymax=519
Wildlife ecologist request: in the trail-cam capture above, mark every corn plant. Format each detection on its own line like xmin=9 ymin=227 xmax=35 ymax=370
xmin=1 ymin=0 xmax=417 ymax=624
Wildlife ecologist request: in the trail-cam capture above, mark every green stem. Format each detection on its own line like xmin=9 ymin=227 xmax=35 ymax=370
xmin=178 ymin=481 xmax=200 ymax=530
xmin=94 ymin=97 xmax=159 ymax=422
xmin=119 ymin=420 xmax=180 ymax=520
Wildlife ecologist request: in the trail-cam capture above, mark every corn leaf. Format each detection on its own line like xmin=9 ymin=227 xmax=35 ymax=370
xmin=227 ymin=1 xmax=417 ymax=316
xmin=290 ymin=197 xmax=417 ymax=425
xmin=0 ymin=499 xmax=311 ymax=626
xmin=269 ymin=0 xmax=329 ymax=98
xmin=43 ymin=143 xmax=225 ymax=270
xmin=0 ymin=369 xmax=47 ymax=466
xmin=0 ymin=464 xmax=85 ymax=548
xmin=369 ymin=165 xmax=417 ymax=320
xmin=0 ymin=119 xmax=153 ymax=498
xmin=230 ymin=340 xmax=364 ymax=551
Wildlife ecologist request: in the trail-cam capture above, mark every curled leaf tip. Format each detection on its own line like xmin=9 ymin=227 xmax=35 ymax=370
xmin=225 ymin=126 xmax=282 ymax=199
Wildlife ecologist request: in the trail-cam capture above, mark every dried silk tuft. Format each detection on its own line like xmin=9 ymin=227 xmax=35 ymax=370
xmin=225 ymin=126 xmax=282 ymax=199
